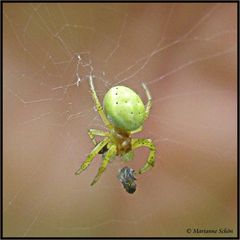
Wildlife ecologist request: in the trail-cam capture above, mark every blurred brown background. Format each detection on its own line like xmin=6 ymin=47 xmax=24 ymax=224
xmin=3 ymin=3 xmax=237 ymax=237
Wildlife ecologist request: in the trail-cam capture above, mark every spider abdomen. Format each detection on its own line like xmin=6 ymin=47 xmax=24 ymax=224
xmin=103 ymin=86 xmax=145 ymax=131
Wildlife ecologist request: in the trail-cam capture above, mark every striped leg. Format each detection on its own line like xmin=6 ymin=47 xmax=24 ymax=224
xmin=142 ymin=83 xmax=152 ymax=120
xmin=90 ymin=144 xmax=117 ymax=186
xmin=131 ymin=138 xmax=156 ymax=174
xmin=88 ymin=129 xmax=109 ymax=146
xmin=89 ymin=76 xmax=113 ymax=130
xmin=75 ymin=138 xmax=110 ymax=175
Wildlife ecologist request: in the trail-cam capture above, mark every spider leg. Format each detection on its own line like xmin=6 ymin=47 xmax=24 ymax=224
xmin=131 ymin=126 xmax=143 ymax=135
xmin=131 ymin=138 xmax=156 ymax=174
xmin=90 ymin=144 xmax=117 ymax=186
xmin=88 ymin=129 xmax=109 ymax=146
xmin=89 ymin=76 xmax=113 ymax=130
xmin=141 ymin=83 xmax=152 ymax=120
xmin=75 ymin=138 xmax=110 ymax=175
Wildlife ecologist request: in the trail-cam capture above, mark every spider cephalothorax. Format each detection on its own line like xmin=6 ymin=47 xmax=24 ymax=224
xmin=110 ymin=128 xmax=132 ymax=155
xmin=75 ymin=76 xmax=156 ymax=186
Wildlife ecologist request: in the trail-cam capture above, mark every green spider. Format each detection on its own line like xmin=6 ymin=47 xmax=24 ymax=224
xmin=75 ymin=76 xmax=156 ymax=186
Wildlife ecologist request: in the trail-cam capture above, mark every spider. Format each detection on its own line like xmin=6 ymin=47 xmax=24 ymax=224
xmin=75 ymin=76 xmax=156 ymax=186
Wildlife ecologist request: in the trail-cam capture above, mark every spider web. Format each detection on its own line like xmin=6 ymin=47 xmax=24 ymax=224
xmin=3 ymin=3 xmax=237 ymax=237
